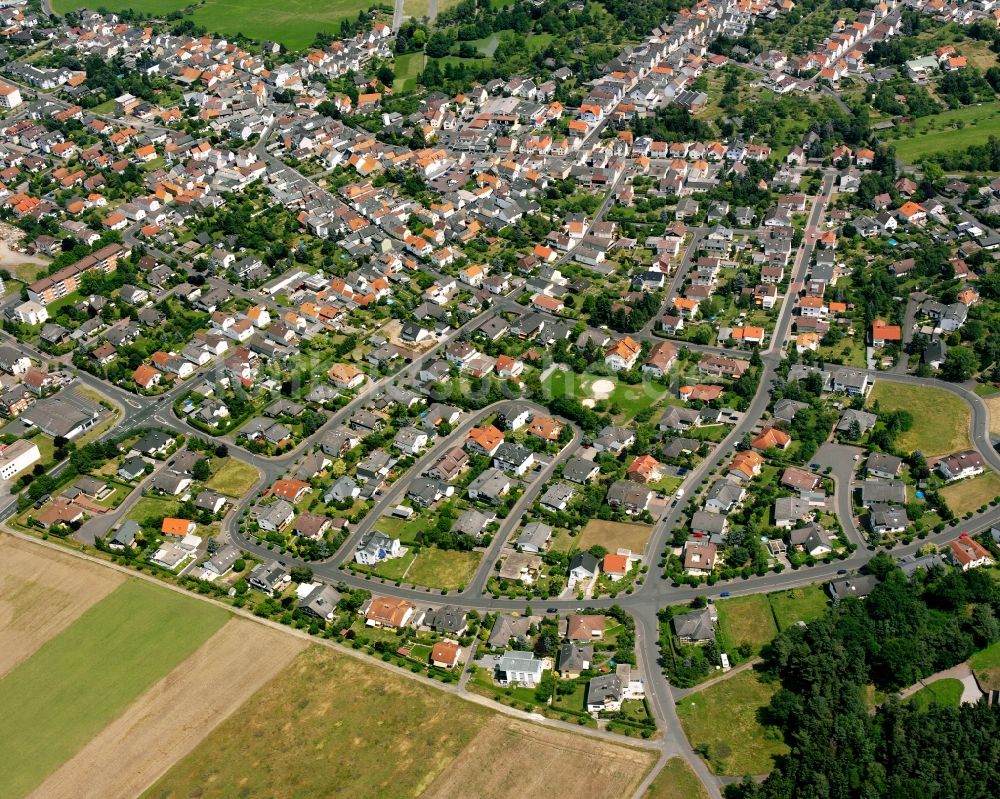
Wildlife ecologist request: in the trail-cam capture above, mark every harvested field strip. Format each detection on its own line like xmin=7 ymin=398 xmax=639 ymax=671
xmin=144 ymin=645 xmax=490 ymax=798
xmin=421 ymin=716 xmax=656 ymax=799
xmin=28 ymin=618 xmax=305 ymax=799
xmin=0 ymin=535 xmax=123 ymax=678
xmin=0 ymin=579 xmax=227 ymax=797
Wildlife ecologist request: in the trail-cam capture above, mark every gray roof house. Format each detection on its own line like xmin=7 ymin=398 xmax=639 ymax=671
xmin=203 ymin=544 xmax=241 ymax=576
xmin=558 ymin=643 xmax=593 ymax=677
xmin=248 ymin=560 xmax=290 ymax=595
xmin=325 ymin=476 xmax=361 ymax=504
xmin=107 ymin=520 xmax=140 ymax=550
xmin=298 ymin=583 xmax=341 ymax=621
xmin=860 ymin=479 xmax=906 ymax=508
xmin=467 ymin=467 xmax=512 ymax=504
xmin=424 ymin=605 xmax=468 ymax=635
xmin=671 ymin=606 xmax=717 ymax=643
xmin=452 ymin=508 xmax=496 ymax=537
xmin=488 ymin=613 xmax=538 ymax=649
xmin=562 ymin=456 xmax=599 ymax=484
xmin=516 ymin=521 xmax=553 ymax=553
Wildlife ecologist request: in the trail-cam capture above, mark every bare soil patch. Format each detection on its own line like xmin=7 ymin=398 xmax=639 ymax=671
xmin=29 ymin=618 xmax=304 ymax=799
xmin=0 ymin=535 xmax=123 ymax=678
xmin=421 ymin=716 xmax=656 ymax=799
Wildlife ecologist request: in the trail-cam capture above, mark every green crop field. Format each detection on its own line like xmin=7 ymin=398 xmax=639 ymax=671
xmin=52 ymin=0 xmax=376 ymax=51
xmin=0 ymin=579 xmax=226 ymax=797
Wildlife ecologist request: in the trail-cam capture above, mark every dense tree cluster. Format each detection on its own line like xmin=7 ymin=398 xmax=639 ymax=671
xmin=730 ymin=561 xmax=1000 ymax=799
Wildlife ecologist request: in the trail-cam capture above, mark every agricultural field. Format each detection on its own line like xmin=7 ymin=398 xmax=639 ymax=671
xmin=0 ymin=536 xmax=123 ymax=678
xmin=644 ymin=757 xmax=709 ymax=799
xmin=970 ymin=639 xmax=1000 ymax=691
xmin=577 ymin=519 xmax=654 ymax=554
xmin=52 ymin=0 xmax=375 ymax=50
xmin=716 ymin=594 xmax=777 ymax=655
xmin=939 ymin=470 xmax=1000 ymax=515
xmin=905 ymin=678 xmax=964 ymax=712
xmin=147 ymin=644 xmax=656 ymax=799
xmin=766 ymin=585 xmax=829 ymax=631
xmin=204 ymin=457 xmax=260 ymax=497
xmin=676 ymin=670 xmax=789 ymax=777
xmin=867 ymin=381 xmax=971 ymax=456
xmin=421 ymin=716 xmax=656 ymax=799
xmin=393 ymin=51 xmax=426 ymax=94
xmin=0 ymin=578 xmax=227 ymax=797
xmin=885 ymin=101 xmax=1000 ymax=164
xmin=28 ymin=619 xmax=303 ymax=799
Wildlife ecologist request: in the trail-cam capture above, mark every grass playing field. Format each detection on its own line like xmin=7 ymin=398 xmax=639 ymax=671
xmin=0 ymin=579 xmax=227 ymax=797
xmin=676 ymin=669 xmax=789 ymax=777
xmin=52 ymin=0 xmax=375 ymax=51
xmin=542 ymin=369 xmax=668 ymax=421
xmin=868 ymin=381 xmax=971 ymax=456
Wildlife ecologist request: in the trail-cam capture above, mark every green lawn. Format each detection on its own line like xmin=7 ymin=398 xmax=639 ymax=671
xmin=644 ymin=757 xmax=710 ymax=799
xmin=905 ymin=678 xmax=964 ymax=711
xmin=54 ymin=0 xmax=374 ymax=50
xmin=887 ymin=101 xmax=1000 ymax=163
xmin=0 ymin=579 xmax=226 ymax=797
xmin=374 ymin=513 xmax=433 ymax=545
xmin=393 ymin=51 xmax=426 ymax=94
xmin=406 ymin=547 xmax=481 ymax=590
xmin=938 ymin=470 xmax=1000 ymax=515
xmin=542 ymin=369 xmax=668 ymax=421
xmin=716 ymin=595 xmax=778 ymax=655
xmin=125 ymin=495 xmax=180 ymax=526
xmin=361 ymin=549 xmax=417 ymax=581
xmin=676 ymin=670 xmax=789 ymax=777
xmin=767 ymin=585 xmax=830 ymax=631
xmin=204 ymin=457 xmax=260 ymax=498
xmin=868 ymin=381 xmax=971 ymax=456
xmin=970 ymin=639 xmax=1000 ymax=691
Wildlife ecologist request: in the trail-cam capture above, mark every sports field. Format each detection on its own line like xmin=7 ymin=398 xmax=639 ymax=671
xmin=52 ymin=0 xmax=372 ymax=50
xmin=0 ymin=578 xmax=227 ymax=797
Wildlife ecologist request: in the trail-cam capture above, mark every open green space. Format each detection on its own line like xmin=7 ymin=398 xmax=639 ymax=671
xmin=970 ymin=638 xmax=1000 ymax=691
xmin=644 ymin=757 xmax=710 ymax=799
xmin=577 ymin=519 xmax=654 ymax=554
xmin=407 ymin=547 xmax=481 ymax=590
xmin=125 ymin=495 xmax=180 ymax=526
xmin=361 ymin=549 xmax=417 ymax=581
xmin=204 ymin=457 xmax=260 ymax=498
xmin=676 ymin=669 xmax=789 ymax=777
xmin=938 ymin=470 xmax=1000 ymax=515
xmin=867 ymin=381 xmax=971 ymax=456
xmin=53 ymin=0 xmax=374 ymax=50
xmin=0 ymin=579 xmax=226 ymax=797
xmin=393 ymin=51 xmax=425 ymax=94
xmin=905 ymin=678 xmax=964 ymax=711
xmin=766 ymin=585 xmax=829 ymax=631
xmin=542 ymin=369 xmax=668 ymax=421
xmin=716 ymin=595 xmax=777 ymax=656
xmin=374 ymin=512 xmax=434 ymax=544
xmin=886 ymin=101 xmax=1000 ymax=163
